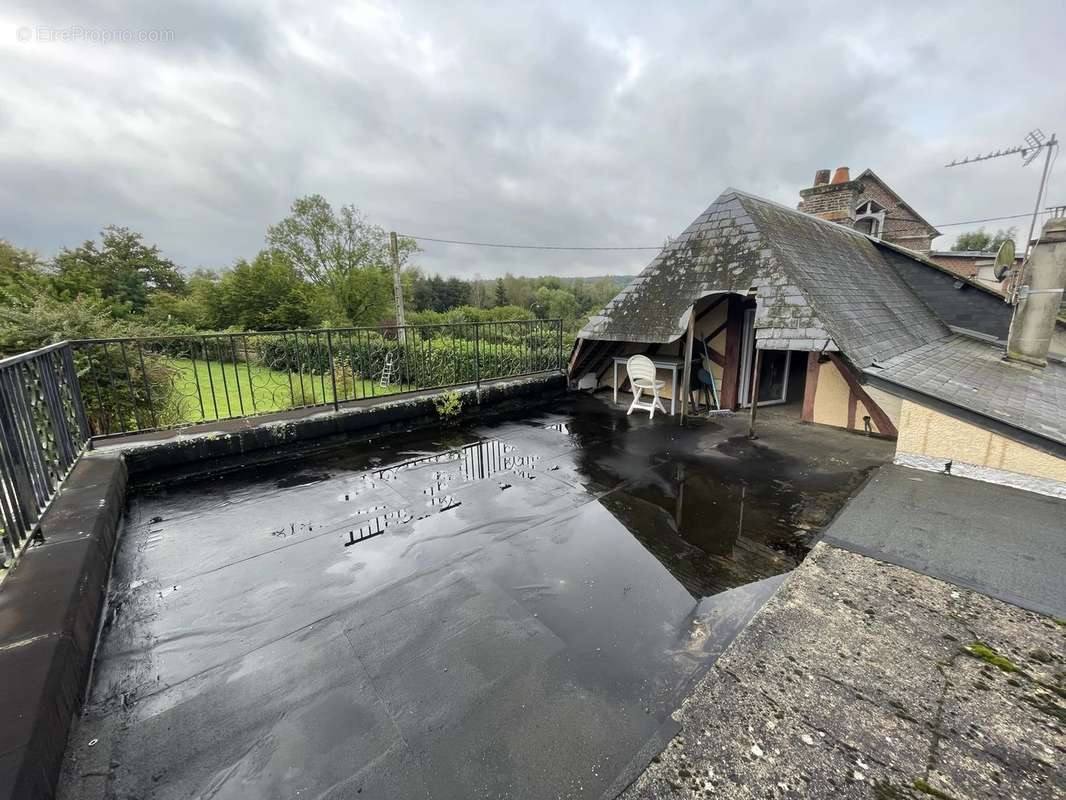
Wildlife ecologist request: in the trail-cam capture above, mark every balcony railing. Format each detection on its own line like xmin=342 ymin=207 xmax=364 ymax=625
xmin=0 ymin=342 xmax=89 ymax=563
xmin=70 ymin=319 xmax=565 ymax=438
xmin=0 ymin=320 xmax=563 ymax=561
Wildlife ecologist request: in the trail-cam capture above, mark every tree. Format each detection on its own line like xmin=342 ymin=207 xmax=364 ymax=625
xmin=500 ymin=273 xmax=534 ymax=309
xmin=440 ymin=277 xmax=469 ymax=310
xmin=0 ymin=239 xmax=46 ymax=305
xmin=0 ymin=294 xmax=125 ymax=353
xmin=209 ymin=252 xmax=315 ymax=331
xmin=469 ymin=273 xmax=486 ymax=308
xmin=50 ymin=226 xmax=186 ymax=315
xmin=494 ymin=277 xmax=507 ymax=307
xmin=410 ymin=273 xmax=470 ymax=312
xmin=951 ymin=227 xmax=1016 ymax=253
xmin=413 ymin=274 xmax=442 ymax=311
xmin=533 ymin=286 xmax=579 ymax=323
xmin=266 ymin=194 xmax=417 ymax=325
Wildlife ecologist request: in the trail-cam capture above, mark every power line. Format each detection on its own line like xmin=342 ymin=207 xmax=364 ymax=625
xmin=928 ymin=211 xmax=1040 ymax=228
xmin=402 ymin=210 xmax=1048 ymax=252
xmin=399 ymin=234 xmax=663 ymax=251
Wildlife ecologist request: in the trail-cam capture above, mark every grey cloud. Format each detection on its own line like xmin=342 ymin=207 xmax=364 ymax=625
xmin=1 ymin=0 xmax=1063 ymax=277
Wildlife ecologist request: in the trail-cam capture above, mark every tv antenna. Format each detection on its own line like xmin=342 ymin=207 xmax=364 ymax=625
xmin=946 ymin=128 xmax=1058 ymax=257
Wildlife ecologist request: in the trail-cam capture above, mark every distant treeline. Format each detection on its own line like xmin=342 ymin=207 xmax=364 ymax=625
xmin=0 ymin=194 xmax=632 ymax=353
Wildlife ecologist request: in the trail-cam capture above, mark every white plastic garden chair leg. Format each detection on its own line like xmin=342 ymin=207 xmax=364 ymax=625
xmin=627 ymin=386 xmax=643 ymax=415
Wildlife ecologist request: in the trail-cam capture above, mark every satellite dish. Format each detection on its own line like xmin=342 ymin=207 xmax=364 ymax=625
xmin=993 ymin=239 xmax=1016 ymax=281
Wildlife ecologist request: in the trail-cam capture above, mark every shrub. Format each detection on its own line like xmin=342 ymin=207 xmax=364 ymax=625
xmin=432 ymin=390 xmax=462 ymax=425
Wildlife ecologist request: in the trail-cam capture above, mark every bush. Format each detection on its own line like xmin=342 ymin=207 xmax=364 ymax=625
xmin=432 ymin=390 xmax=462 ymax=425
xmin=254 ymin=326 xmax=558 ymax=388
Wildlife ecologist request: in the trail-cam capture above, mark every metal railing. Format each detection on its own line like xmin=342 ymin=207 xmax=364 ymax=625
xmin=71 ymin=319 xmax=565 ymax=438
xmin=0 ymin=342 xmax=90 ymax=563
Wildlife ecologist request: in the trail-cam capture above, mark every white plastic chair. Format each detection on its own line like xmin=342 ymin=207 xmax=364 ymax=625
xmin=625 ymin=355 xmax=666 ymax=418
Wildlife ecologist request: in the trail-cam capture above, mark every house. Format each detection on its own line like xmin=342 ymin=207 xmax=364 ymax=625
xmin=797 ymin=167 xmax=941 ymax=252
xmin=569 ymin=190 xmax=1066 ymax=496
xmin=868 ymin=217 xmax=1066 ymax=497
xmin=924 ymin=249 xmax=1017 ymax=293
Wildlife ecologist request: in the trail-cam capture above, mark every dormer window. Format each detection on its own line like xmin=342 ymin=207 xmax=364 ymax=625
xmin=853 ymin=199 xmax=886 ymax=238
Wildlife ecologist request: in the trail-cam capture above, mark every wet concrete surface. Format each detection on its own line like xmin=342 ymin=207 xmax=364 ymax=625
xmin=623 ymin=542 xmax=1066 ymax=800
xmin=57 ymin=394 xmax=892 ymax=800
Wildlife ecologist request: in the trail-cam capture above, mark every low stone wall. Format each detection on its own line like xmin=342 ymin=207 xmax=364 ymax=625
xmin=117 ymin=372 xmax=566 ymax=485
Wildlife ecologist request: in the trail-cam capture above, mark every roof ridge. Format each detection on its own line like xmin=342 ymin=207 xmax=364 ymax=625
xmin=728 ymin=188 xmax=872 ymax=240
xmin=855 ymin=169 xmax=941 ymax=235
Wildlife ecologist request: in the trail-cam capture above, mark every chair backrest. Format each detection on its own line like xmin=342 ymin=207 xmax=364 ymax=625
xmin=626 ymin=354 xmax=657 ymax=384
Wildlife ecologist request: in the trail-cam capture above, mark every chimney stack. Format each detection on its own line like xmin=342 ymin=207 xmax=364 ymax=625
xmin=830 ymin=166 xmax=850 ymax=184
xmin=813 ymin=169 xmax=831 ymax=187
xmin=1006 ymin=218 xmax=1066 ymax=367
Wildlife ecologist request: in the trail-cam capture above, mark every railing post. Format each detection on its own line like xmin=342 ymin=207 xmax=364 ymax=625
xmin=326 ymin=329 xmax=340 ymax=412
xmin=473 ymin=321 xmax=482 ymax=405
xmin=62 ymin=345 xmax=90 ymax=443
xmin=556 ymin=320 xmax=563 ymax=374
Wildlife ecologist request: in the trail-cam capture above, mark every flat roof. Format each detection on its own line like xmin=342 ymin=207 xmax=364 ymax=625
xmin=822 ymin=464 xmax=1066 ymax=617
xmin=57 ymin=396 xmax=892 ymax=800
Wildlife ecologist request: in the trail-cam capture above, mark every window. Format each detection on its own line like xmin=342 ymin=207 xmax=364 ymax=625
xmin=853 ymin=199 xmax=886 ymax=239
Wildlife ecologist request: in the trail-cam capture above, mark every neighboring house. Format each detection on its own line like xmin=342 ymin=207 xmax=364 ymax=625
xmin=569 ymin=190 xmax=1066 ymax=496
xmin=797 ymin=167 xmax=941 ymax=252
xmin=925 ymin=250 xmax=1017 ymax=293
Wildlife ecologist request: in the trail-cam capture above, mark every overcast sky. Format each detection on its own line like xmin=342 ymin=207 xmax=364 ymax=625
xmin=2 ymin=1 xmax=1064 ymax=278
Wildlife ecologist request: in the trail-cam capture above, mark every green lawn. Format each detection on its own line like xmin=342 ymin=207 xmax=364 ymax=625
xmin=165 ymin=358 xmax=399 ymax=423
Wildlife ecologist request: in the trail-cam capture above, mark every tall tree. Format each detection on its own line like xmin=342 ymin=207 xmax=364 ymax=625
xmin=469 ymin=273 xmax=486 ymax=308
xmin=951 ymin=227 xmax=1016 ymax=253
xmin=212 ymin=252 xmax=316 ymax=331
xmin=51 ymin=226 xmax=186 ymax=315
xmin=266 ymin=194 xmax=417 ymax=325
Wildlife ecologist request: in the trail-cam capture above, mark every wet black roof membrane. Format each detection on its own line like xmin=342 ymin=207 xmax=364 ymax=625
xmin=58 ymin=395 xmax=891 ymax=800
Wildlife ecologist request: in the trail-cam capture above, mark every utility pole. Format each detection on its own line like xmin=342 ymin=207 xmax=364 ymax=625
xmin=389 ymin=231 xmax=406 ymax=343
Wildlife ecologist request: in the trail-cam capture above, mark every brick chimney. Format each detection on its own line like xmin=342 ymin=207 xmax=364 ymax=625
xmin=797 ymin=166 xmax=858 ymax=224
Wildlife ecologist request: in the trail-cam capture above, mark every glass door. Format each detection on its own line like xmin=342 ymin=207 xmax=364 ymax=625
xmin=738 ymin=308 xmax=791 ymax=407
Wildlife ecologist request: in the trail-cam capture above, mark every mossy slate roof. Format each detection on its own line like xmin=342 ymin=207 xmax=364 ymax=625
xmin=579 ymin=189 xmax=949 ymax=368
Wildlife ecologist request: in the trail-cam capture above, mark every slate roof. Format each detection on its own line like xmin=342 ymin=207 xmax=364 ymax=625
xmin=579 ymin=193 xmax=773 ymax=344
xmin=739 ymin=191 xmax=948 ymax=366
xmin=865 ymin=334 xmax=1066 ymax=450
xmin=579 ymin=189 xmax=950 ymax=367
